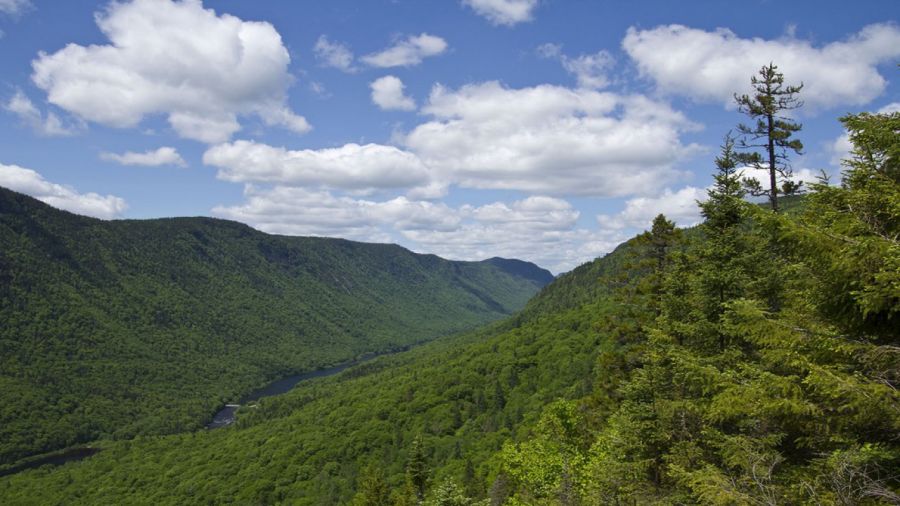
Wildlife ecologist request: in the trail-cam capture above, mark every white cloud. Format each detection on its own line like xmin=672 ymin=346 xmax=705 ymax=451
xmin=214 ymin=82 xmax=700 ymax=199
xmin=212 ymin=185 xmax=459 ymax=241
xmin=561 ymin=51 xmax=615 ymax=89
xmin=467 ymin=195 xmax=579 ymax=229
xmin=878 ymin=102 xmax=900 ymax=114
xmin=538 ymin=44 xmax=615 ymax=89
xmin=361 ymin=33 xmax=447 ymax=68
xmin=0 ymin=0 xmax=30 ymax=16
xmin=403 ymin=81 xmax=700 ymax=196
xmin=598 ymin=186 xmax=706 ymax=230
xmin=829 ymin=133 xmax=853 ymax=168
xmin=4 ymin=91 xmax=77 ymax=136
xmin=313 ymin=35 xmax=358 ymax=73
xmin=0 ymin=163 xmax=126 ymax=218
xmin=623 ymin=23 xmax=900 ymax=108
xmin=463 ymin=0 xmax=537 ymax=26
xmin=402 ymin=195 xmax=621 ymax=273
xmin=30 ymin=0 xmax=309 ymax=143
xmin=214 ymin=186 xmax=620 ymax=273
xmin=100 ymin=146 xmax=187 ymax=167
xmin=203 ymin=140 xmax=431 ymax=191
xmin=370 ymin=75 xmax=416 ymax=111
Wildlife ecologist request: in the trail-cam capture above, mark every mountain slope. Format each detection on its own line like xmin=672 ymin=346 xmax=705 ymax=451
xmin=0 ymin=186 xmax=551 ymax=466
xmin=0 ymin=222 xmax=638 ymax=504
xmin=5 ymin=176 xmax=897 ymax=505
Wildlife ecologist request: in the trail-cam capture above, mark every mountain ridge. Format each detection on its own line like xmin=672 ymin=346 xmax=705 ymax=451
xmin=0 ymin=185 xmax=552 ymax=467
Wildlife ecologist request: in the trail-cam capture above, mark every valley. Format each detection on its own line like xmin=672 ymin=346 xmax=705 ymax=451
xmin=0 ymin=187 xmax=552 ymax=470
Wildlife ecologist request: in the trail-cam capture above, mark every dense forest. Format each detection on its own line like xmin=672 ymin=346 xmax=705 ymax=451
xmin=0 ymin=189 xmax=552 ymax=469
xmin=1 ymin=109 xmax=896 ymax=504
xmin=1 ymin=102 xmax=898 ymax=504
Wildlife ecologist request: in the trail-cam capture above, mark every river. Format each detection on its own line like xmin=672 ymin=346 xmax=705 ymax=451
xmin=206 ymin=359 xmax=374 ymax=429
xmin=0 ymin=448 xmax=101 ymax=478
xmin=205 ymin=349 xmax=401 ymax=429
xmin=3 ymin=351 xmax=396 ymax=477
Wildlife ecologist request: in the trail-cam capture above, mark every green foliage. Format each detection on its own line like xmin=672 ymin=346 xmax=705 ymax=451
xmin=350 ymin=465 xmax=392 ymax=506
xmin=1 ymin=111 xmax=897 ymax=505
xmin=0 ymin=187 xmax=550 ymax=467
xmin=0 ymin=230 xmax=627 ymax=504
xmin=774 ymin=111 xmax=900 ymax=340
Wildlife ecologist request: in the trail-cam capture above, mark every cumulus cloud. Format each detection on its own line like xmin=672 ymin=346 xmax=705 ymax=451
xmin=598 ymin=186 xmax=707 ymax=230
xmin=313 ymin=35 xmax=358 ymax=73
xmin=370 ymin=75 xmax=416 ymax=111
xmin=212 ymin=82 xmax=701 ymax=198
xmin=538 ymin=44 xmax=615 ymax=89
xmin=214 ymin=186 xmax=620 ymax=273
xmin=100 ymin=146 xmax=187 ymax=167
xmin=467 ymin=196 xmax=579 ymax=229
xmin=4 ymin=91 xmax=77 ymax=136
xmin=623 ymin=23 xmax=900 ymax=108
xmin=403 ymin=81 xmax=700 ymax=196
xmin=0 ymin=0 xmax=30 ymax=16
xmin=361 ymin=33 xmax=447 ymax=68
xmin=0 ymin=163 xmax=126 ymax=218
xmin=30 ymin=0 xmax=309 ymax=143
xmin=203 ymin=140 xmax=431 ymax=191
xmin=463 ymin=0 xmax=537 ymax=26
xmin=212 ymin=185 xmax=459 ymax=241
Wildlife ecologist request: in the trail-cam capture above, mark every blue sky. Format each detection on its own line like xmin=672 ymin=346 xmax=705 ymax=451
xmin=0 ymin=0 xmax=897 ymax=273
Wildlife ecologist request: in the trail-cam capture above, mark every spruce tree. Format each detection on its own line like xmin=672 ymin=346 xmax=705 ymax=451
xmin=349 ymin=464 xmax=392 ymax=506
xmin=406 ymin=434 xmax=429 ymax=502
xmin=734 ymin=62 xmax=804 ymax=212
xmin=695 ymin=133 xmax=752 ymax=349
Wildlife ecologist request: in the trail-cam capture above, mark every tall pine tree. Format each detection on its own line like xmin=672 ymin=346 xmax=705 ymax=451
xmin=734 ymin=63 xmax=804 ymax=212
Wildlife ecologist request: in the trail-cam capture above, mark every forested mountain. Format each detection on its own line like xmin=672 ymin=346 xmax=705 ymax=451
xmin=0 ymin=187 xmax=552 ymax=468
xmin=1 ymin=111 xmax=898 ymax=505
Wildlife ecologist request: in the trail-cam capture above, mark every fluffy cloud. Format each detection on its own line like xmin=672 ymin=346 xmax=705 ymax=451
xmin=203 ymin=140 xmax=431 ymax=191
xmin=313 ymin=35 xmax=358 ymax=73
xmin=214 ymin=186 xmax=619 ymax=273
xmin=212 ymin=185 xmax=459 ymax=240
xmin=623 ymin=23 xmax=900 ymax=108
xmin=370 ymin=76 xmax=416 ymax=111
xmin=100 ymin=146 xmax=187 ymax=167
xmin=403 ymin=81 xmax=700 ymax=196
xmin=468 ymin=196 xmax=579 ymax=230
xmin=4 ymin=91 xmax=77 ymax=136
xmin=361 ymin=33 xmax=447 ymax=68
xmin=30 ymin=0 xmax=309 ymax=143
xmin=538 ymin=44 xmax=615 ymax=89
xmin=463 ymin=0 xmax=537 ymax=26
xmin=0 ymin=163 xmax=126 ymax=218
xmin=210 ymin=82 xmax=700 ymax=197
xmin=598 ymin=186 xmax=707 ymax=230
xmin=0 ymin=0 xmax=30 ymax=16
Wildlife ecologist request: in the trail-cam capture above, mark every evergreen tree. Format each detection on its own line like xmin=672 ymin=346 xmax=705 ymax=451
xmin=424 ymin=478 xmax=474 ymax=506
xmin=689 ymin=133 xmax=753 ymax=349
xmin=406 ymin=434 xmax=429 ymax=502
xmin=633 ymin=214 xmax=680 ymax=315
xmin=350 ymin=465 xmax=392 ymax=506
xmin=734 ymin=62 xmax=804 ymax=212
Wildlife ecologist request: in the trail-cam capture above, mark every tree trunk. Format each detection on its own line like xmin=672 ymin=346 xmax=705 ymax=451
xmin=766 ymin=111 xmax=779 ymax=212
